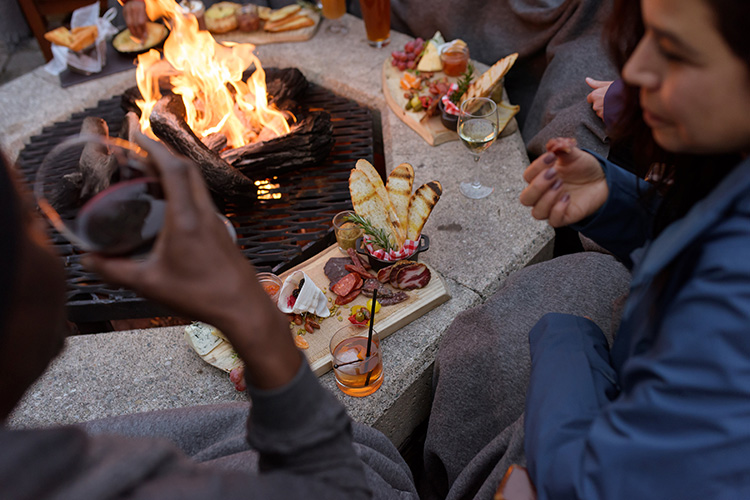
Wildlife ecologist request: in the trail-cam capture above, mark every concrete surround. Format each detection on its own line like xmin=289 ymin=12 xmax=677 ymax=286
xmin=3 ymin=15 xmax=553 ymax=447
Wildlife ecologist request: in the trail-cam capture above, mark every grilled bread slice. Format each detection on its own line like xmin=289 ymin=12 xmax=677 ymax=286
xmin=355 ymin=159 xmax=406 ymax=246
xmin=459 ymin=52 xmax=518 ymax=109
xmin=264 ymin=14 xmax=314 ymax=32
xmin=268 ymin=4 xmax=301 ymax=22
xmin=386 ymin=163 xmax=414 ymax=229
xmin=407 ymin=181 xmax=442 ymax=241
xmin=349 ymin=169 xmax=401 ymax=248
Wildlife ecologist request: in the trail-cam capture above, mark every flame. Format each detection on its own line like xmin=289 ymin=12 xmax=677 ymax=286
xmin=135 ymin=0 xmax=292 ymax=148
xmin=255 ymin=178 xmax=282 ymax=200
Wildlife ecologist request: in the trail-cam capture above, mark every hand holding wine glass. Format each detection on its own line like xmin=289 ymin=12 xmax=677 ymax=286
xmin=457 ymin=97 xmax=499 ymax=199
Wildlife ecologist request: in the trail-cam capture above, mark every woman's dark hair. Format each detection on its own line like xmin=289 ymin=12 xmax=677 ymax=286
xmin=606 ymin=0 xmax=749 ymax=237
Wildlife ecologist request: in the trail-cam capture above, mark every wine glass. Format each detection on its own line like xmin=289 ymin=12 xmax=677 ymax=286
xmin=34 ymin=134 xmax=166 ymax=256
xmin=457 ymin=97 xmax=499 ymax=199
xmin=320 ymin=0 xmax=348 ymax=34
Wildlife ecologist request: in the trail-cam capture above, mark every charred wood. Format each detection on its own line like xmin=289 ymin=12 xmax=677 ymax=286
xmin=221 ymin=111 xmax=334 ymax=178
xmin=149 ymin=94 xmax=257 ymax=202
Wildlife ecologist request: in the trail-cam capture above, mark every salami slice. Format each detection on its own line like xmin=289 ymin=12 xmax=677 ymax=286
xmin=331 ymin=272 xmax=359 ymax=297
xmin=335 ymin=288 xmax=361 ymax=305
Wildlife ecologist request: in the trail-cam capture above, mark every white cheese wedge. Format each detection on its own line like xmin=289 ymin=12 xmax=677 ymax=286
xmin=185 ymin=322 xmax=223 ymax=355
xmin=278 ymin=271 xmax=331 ymax=317
xmin=417 ymin=40 xmax=442 ymax=72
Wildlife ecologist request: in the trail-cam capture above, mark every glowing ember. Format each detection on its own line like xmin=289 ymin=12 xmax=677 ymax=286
xmin=255 ymin=178 xmax=282 ymax=200
xmin=135 ymin=0 xmax=292 ymax=149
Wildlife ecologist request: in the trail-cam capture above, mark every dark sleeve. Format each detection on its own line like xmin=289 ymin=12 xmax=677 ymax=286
xmin=71 ymin=361 xmax=377 ymax=499
xmin=525 ymin=207 xmax=750 ymax=499
xmin=602 ymin=79 xmax=626 ymax=133
xmin=570 ymin=152 xmax=658 ymax=268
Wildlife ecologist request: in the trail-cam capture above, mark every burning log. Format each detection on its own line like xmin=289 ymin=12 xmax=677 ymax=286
xmin=221 ymin=111 xmax=334 ymax=178
xmin=149 ymin=93 xmax=257 ymax=201
xmin=264 ymin=67 xmax=309 ymax=107
xmin=120 ymin=111 xmax=141 ymax=145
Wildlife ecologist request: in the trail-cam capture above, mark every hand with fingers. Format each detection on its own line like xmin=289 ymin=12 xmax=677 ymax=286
xmin=83 ymin=131 xmax=301 ymax=390
xmin=520 ymin=138 xmax=609 ymax=227
xmin=585 ymin=78 xmax=614 ymax=121
xmin=123 ymin=0 xmax=148 ymax=40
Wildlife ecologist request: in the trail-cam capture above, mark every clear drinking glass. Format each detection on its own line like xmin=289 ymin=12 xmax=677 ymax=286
xmin=457 ymin=97 xmax=499 ymax=199
xmin=321 ymin=0 xmax=348 ymax=34
xmin=329 ymin=324 xmax=384 ymax=397
xmin=34 ymin=134 xmax=166 ymax=256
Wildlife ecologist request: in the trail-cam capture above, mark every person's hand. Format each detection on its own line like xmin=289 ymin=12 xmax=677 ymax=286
xmin=83 ymin=132 xmax=301 ymax=389
xmin=585 ymin=78 xmax=613 ymax=121
xmin=520 ymin=138 xmax=609 ymax=227
xmin=123 ymin=0 xmax=148 ymax=40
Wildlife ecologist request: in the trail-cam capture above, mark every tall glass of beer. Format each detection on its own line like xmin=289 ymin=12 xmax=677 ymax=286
xmin=358 ymin=0 xmax=390 ymax=47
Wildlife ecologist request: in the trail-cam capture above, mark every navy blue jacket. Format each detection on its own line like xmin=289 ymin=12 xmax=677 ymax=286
xmin=525 ymin=154 xmax=750 ymax=499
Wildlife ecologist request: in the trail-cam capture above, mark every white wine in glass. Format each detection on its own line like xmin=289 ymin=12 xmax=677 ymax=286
xmin=458 ymin=97 xmax=499 ymax=199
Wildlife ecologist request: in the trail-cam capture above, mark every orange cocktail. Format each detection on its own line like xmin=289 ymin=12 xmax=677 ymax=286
xmin=330 ymin=325 xmax=383 ymax=397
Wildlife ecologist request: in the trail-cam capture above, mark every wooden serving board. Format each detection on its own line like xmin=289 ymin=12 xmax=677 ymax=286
xmin=213 ymin=8 xmax=321 ymax=45
xmin=186 ymin=243 xmax=451 ymax=376
xmin=382 ymin=58 xmax=518 ymax=146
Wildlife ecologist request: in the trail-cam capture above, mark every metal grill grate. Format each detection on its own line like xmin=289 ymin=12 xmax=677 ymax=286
xmin=16 ymin=82 xmax=377 ymax=323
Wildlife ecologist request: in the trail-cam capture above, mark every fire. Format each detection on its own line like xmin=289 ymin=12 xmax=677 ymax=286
xmin=134 ymin=0 xmax=292 ymax=149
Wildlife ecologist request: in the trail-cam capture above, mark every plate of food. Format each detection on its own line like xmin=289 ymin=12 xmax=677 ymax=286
xmin=382 ymin=32 xmax=520 ymax=146
xmin=184 ymin=159 xmax=450 ymax=391
xmin=112 ymin=22 xmax=170 ymax=56
xmin=205 ymin=2 xmax=321 ymax=44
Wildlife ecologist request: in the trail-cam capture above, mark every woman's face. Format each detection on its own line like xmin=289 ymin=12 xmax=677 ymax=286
xmin=623 ymin=0 xmax=750 ymax=155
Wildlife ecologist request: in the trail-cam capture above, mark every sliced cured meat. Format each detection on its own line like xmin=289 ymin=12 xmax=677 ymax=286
xmin=324 ymin=257 xmax=352 ymax=284
xmin=331 ymin=272 xmax=360 ymax=297
xmin=335 ymin=288 xmax=361 ymax=305
xmin=390 ymin=262 xmax=419 ymax=286
xmin=378 ymin=260 xmax=413 ymax=283
xmin=378 ymin=291 xmax=409 ymax=306
xmin=345 ymin=264 xmax=376 ymax=280
xmin=347 ymin=247 xmax=373 ymax=276
xmin=357 ymin=253 xmax=372 ymax=269
xmin=361 ymin=278 xmax=392 ymax=298
xmin=394 ymin=263 xmax=431 ymax=290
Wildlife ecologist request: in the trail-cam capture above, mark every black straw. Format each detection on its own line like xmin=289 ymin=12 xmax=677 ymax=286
xmin=364 ymin=289 xmax=377 ymax=386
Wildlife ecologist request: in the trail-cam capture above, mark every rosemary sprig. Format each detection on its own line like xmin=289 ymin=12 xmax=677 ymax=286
xmin=449 ymin=64 xmax=475 ymax=105
xmin=344 ymin=213 xmax=396 ymax=252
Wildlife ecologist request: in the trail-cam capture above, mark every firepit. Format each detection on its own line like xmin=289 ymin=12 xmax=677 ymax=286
xmin=16 ymin=81 xmax=379 ymax=324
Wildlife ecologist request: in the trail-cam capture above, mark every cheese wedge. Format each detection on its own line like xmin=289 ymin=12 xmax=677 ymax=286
xmin=355 ymin=159 xmax=405 ymax=246
xmin=185 ymin=322 xmax=223 ymax=355
xmin=416 ymin=40 xmax=442 ymax=72
xmin=407 ymin=181 xmax=442 ymax=241
xmin=460 ymin=52 xmax=518 ymax=108
xmin=386 ymin=163 xmax=414 ymax=228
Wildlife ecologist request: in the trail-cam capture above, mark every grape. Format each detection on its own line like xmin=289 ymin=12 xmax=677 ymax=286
xmin=407 ymin=60 xmax=416 ymax=69
xmin=397 ymin=61 xmax=407 ymax=71
xmin=405 ymin=40 xmax=415 ymax=53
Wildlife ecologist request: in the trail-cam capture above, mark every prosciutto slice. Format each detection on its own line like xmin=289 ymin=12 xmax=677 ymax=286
xmin=393 ymin=263 xmax=431 ymax=290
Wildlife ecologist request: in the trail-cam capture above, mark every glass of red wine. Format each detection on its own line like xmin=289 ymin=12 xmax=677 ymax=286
xmin=34 ymin=134 xmax=166 ymax=256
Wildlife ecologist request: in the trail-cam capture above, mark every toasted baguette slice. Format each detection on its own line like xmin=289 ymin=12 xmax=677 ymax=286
xmin=257 ymin=6 xmax=272 ymax=20
xmin=268 ymin=4 xmax=301 ymax=22
xmin=459 ymin=53 xmax=518 ymax=108
xmin=349 ymin=169 xmax=400 ymax=249
xmin=264 ymin=14 xmax=314 ymax=32
xmin=407 ymin=181 xmax=442 ymax=241
xmin=356 ymin=159 xmax=405 ymax=246
xmin=70 ymin=25 xmax=98 ymax=52
xmin=44 ymin=26 xmax=74 ymax=47
xmin=386 ymin=163 xmax=414 ymax=228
